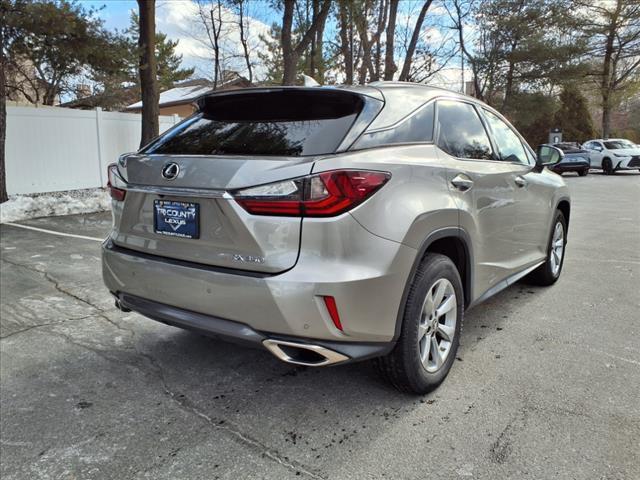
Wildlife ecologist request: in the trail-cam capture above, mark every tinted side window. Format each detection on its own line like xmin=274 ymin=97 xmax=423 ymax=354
xmin=483 ymin=110 xmax=529 ymax=164
xmin=436 ymin=101 xmax=493 ymax=160
xmin=354 ymin=102 xmax=434 ymax=149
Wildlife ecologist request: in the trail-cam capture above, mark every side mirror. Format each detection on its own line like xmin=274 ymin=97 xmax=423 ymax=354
xmin=537 ymin=145 xmax=564 ymax=168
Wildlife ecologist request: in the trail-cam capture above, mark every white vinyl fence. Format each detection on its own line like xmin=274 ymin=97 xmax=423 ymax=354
xmin=5 ymin=106 xmax=181 ymax=195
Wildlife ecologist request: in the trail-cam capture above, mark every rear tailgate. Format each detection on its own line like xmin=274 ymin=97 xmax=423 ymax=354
xmin=110 ymin=88 xmax=375 ymax=274
xmin=112 ymin=155 xmax=314 ymax=273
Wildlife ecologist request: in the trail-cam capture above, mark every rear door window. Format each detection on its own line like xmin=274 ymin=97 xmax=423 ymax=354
xmin=436 ymin=100 xmax=493 ymax=160
xmin=142 ymin=90 xmax=363 ymax=157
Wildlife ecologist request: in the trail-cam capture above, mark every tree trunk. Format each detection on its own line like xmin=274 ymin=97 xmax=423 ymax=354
xmin=355 ymin=1 xmax=374 ymax=84
xmin=237 ymin=0 xmax=253 ymax=83
xmin=281 ymin=0 xmax=297 ymax=85
xmin=338 ymin=1 xmax=353 ymax=84
xmin=211 ymin=1 xmax=222 ymax=88
xmin=281 ymin=0 xmax=331 ymax=85
xmin=357 ymin=37 xmax=372 ymax=84
xmin=43 ymin=88 xmax=57 ymax=106
xmin=501 ymin=60 xmax=515 ymax=112
xmin=373 ymin=0 xmax=387 ymax=80
xmin=601 ymin=90 xmax=612 ymax=139
xmin=600 ymin=2 xmax=620 ymax=138
xmin=314 ymin=0 xmax=326 ymax=83
xmin=384 ymin=0 xmax=399 ymax=80
xmin=0 ymin=40 xmax=7 ymax=203
xmin=309 ymin=0 xmax=319 ymax=78
xmin=398 ymin=0 xmax=433 ymax=81
xmin=137 ymin=0 xmax=159 ymax=148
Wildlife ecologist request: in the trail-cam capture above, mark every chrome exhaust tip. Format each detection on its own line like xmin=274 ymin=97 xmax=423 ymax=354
xmin=262 ymin=339 xmax=349 ymax=367
xmin=114 ymin=299 xmax=132 ymax=313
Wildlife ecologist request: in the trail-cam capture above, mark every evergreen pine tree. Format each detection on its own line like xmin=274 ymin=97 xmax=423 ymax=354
xmin=554 ymin=85 xmax=597 ymax=143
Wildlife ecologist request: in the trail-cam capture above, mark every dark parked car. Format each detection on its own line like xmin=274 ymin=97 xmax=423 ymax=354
xmin=547 ymin=143 xmax=591 ymax=176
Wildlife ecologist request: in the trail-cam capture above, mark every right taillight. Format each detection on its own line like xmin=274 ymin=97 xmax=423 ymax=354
xmin=232 ymin=169 xmax=391 ymax=217
xmin=107 ymin=163 xmax=126 ymax=201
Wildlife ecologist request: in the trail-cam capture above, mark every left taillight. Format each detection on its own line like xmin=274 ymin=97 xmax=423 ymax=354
xmin=107 ymin=163 xmax=126 ymax=201
xmin=232 ymin=169 xmax=391 ymax=217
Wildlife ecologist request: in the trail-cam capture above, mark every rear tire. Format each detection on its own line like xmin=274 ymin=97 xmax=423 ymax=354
xmin=376 ymin=253 xmax=463 ymax=394
xmin=578 ymin=168 xmax=588 ymax=177
xmin=526 ymin=210 xmax=567 ymax=286
xmin=602 ymin=158 xmax=613 ymax=175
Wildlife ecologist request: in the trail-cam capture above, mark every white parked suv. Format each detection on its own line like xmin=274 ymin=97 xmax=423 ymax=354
xmin=582 ymin=138 xmax=640 ymax=174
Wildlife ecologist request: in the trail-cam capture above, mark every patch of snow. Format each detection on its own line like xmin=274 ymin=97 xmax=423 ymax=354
xmin=0 ymin=188 xmax=111 ymax=223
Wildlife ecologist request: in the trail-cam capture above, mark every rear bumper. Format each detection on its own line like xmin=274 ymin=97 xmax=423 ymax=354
xmin=102 ymin=213 xmax=417 ymax=347
xmin=115 ymin=292 xmax=391 ymax=365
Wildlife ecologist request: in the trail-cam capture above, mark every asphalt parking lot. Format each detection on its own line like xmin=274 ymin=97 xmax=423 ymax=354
xmin=1 ymin=171 xmax=639 ymax=480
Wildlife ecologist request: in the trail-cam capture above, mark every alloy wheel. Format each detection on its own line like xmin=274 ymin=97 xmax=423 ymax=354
xmin=550 ymin=221 xmax=564 ymax=276
xmin=418 ymin=278 xmax=457 ymax=373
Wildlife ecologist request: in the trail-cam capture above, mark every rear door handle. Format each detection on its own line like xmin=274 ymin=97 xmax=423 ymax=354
xmin=515 ymin=176 xmax=527 ymax=188
xmin=451 ymin=174 xmax=474 ymax=191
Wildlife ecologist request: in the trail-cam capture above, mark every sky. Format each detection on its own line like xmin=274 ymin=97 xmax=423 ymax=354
xmin=79 ymin=0 xmax=279 ymax=80
xmin=78 ymin=0 xmax=467 ymax=90
xmin=79 ymin=0 xmax=138 ymax=31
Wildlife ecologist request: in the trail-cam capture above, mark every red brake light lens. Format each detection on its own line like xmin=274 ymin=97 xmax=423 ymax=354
xmin=107 ymin=164 xmax=126 ymax=201
xmin=233 ymin=170 xmax=390 ymax=217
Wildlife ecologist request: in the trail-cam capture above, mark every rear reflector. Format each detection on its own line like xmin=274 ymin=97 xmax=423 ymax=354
xmin=107 ymin=164 xmax=126 ymax=201
xmin=232 ymin=170 xmax=390 ymax=217
xmin=323 ymin=296 xmax=343 ymax=331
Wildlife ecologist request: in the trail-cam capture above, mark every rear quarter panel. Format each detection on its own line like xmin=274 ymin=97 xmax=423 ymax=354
xmin=313 ymin=145 xmax=458 ymax=248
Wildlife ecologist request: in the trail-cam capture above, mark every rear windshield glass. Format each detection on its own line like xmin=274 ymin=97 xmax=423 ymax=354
xmin=142 ymin=90 xmax=363 ymax=156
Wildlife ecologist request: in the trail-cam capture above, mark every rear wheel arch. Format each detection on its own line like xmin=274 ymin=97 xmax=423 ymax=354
xmin=392 ymin=228 xmax=473 ymax=342
xmin=556 ymin=199 xmax=570 ymax=232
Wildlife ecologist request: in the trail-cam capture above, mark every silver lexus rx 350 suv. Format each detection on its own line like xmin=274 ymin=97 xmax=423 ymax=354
xmin=103 ymin=82 xmax=570 ymax=394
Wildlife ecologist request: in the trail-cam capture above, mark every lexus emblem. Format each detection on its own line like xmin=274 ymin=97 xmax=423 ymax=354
xmin=161 ymin=162 xmax=180 ymax=180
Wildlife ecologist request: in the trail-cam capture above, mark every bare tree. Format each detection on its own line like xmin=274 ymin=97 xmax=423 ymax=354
xmin=445 ymin=0 xmax=482 ymax=97
xmin=578 ymin=0 xmax=640 ymax=137
xmin=137 ymin=0 xmax=159 ymax=147
xmin=196 ymin=0 xmax=225 ymax=87
xmin=281 ymin=0 xmax=331 ymax=85
xmin=338 ymin=0 xmax=355 ymax=84
xmin=372 ymin=0 xmax=389 ymax=80
xmin=406 ymin=41 xmax=458 ymax=84
xmin=313 ymin=0 xmax=327 ymax=82
xmin=354 ymin=0 xmax=388 ymax=83
xmin=383 ymin=0 xmax=399 ymax=80
xmin=398 ymin=0 xmax=434 ymax=81
xmin=234 ymin=0 xmax=253 ymax=83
